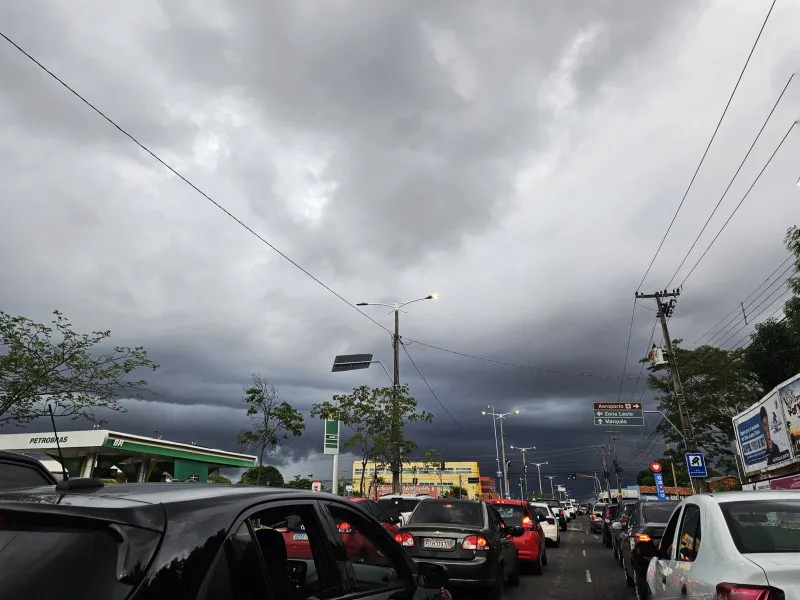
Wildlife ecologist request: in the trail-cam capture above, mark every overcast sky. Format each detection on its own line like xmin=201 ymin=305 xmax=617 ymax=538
xmin=2 ymin=0 xmax=799 ymax=496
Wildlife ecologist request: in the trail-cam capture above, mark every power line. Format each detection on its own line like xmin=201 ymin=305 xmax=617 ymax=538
xmin=0 ymin=31 xmax=393 ymax=338
xmin=616 ymin=301 xmax=639 ymax=400
xmin=636 ymin=0 xmax=777 ymax=291
xmin=665 ymin=74 xmax=796 ymax=288
xmin=628 ymin=319 xmax=660 ymax=402
xmin=403 ymin=338 xmax=642 ymax=380
xmin=400 ymin=342 xmax=466 ymax=432
xmin=718 ymin=285 xmax=793 ymax=348
xmin=689 ymin=255 xmax=793 ymax=347
xmin=731 ymin=302 xmax=788 ymax=350
xmin=680 ymin=121 xmax=798 ymax=288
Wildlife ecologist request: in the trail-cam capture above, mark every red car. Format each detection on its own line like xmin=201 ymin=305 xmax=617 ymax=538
xmin=486 ymin=499 xmax=547 ymax=574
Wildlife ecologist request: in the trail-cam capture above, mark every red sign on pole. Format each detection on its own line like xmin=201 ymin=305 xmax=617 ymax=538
xmin=650 ymin=462 xmax=662 ymax=473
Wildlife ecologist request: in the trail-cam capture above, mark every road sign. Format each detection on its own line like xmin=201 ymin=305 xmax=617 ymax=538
xmin=650 ymin=462 xmax=662 ymax=473
xmin=685 ymin=453 xmax=707 ymax=478
xmin=592 ymin=402 xmax=643 ymax=426
xmin=311 ymin=480 xmax=322 ymax=492
xmin=323 ymin=419 xmax=340 ymax=455
xmin=654 ymin=472 xmax=667 ymax=501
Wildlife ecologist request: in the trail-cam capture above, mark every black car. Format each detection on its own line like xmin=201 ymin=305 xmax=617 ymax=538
xmin=0 ymin=450 xmax=58 ymax=490
xmin=601 ymin=503 xmax=619 ymax=547
xmin=536 ymin=498 xmax=568 ymax=531
xmin=396 ymin=498 xmax=521 ymax=599
xmin=589 ymin=502 xmax=606 ymax=534
xmin=620 ymin=500 xmax=679 ymax=599
xmin=611 ymin=500 xmax=638 ymax=563
xmin=0 ymin=478 xmax=452 ymax=600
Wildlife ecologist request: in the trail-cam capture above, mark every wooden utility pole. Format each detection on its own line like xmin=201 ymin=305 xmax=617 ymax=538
xmin=608 ymin=431 xmax=623 ymax=496
xmin=635 ymin=289 xmax=706 ymax=492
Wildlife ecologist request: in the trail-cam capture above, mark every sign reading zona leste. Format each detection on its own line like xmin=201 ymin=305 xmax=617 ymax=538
xmin=592 ymin=402 xmax=644 ymax=426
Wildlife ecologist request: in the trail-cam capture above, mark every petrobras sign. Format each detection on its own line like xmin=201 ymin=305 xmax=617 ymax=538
xmin=0 ymin=430 xmax=108 ymax=451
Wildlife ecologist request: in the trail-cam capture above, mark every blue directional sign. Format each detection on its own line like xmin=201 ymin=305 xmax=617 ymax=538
xmin=653 ymin=472 xmax=667 ymax=501
xmin=685 ymin=453 xmax=707 ymax=478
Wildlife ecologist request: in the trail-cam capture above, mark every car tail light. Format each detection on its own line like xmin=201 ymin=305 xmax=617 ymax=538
xmin=522 ymin=516 xmax=534 ymax=529
xmin=620 ymin=516 xmax=628 ymax=526
xmin=275 ymin=527 xmax=288 ymax=532
xmin=716 ymin=583 xmax=785 ymax=600
xmin=546 ymin=517 xmax=555 ymax=525
xmin=337 ymin=522 xmax=352 ymax=534
xmin=635 ymin=533 xmax=651 ymax=543
xmin=395 ymin=532 xmax=414 ymax=547
xmin=462 ymin=535 xmax=490 ymax=551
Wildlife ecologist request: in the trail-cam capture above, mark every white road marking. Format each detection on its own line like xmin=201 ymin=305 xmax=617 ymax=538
xmin=582 ymin=549 xmax=586 ymax=557
xmin=585 ymin=569 xmax=592 ymax=583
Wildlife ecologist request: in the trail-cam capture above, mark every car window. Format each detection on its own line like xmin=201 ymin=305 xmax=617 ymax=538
xmin=491 ymin=504 xmax=527 ymax=526
xmin=658 ymin=506 xmax=683 ymax=560
xmin=721 ymin=499 xmax=800 ymax=554
xmin=531 ymin=506 xmax=551 ymax=520
xmin=676 ymin=504 xmax=701 ymax=562
xmin=326 ymin=503 xmax=411 ymax=594
xmin=0 ymin=462 xmax=56 ymax=489
xmin=376 ymin=498 xmax=420 ymax=514
xmin=409 ymin=500 xmax=484 ymax=527
xmin=642 ymin=502 xmax=679 ymax=523
xmin=487 ymin=505 xmax=505 ymax=533
xmin=366 ymin=501 xmax=391 ymax=522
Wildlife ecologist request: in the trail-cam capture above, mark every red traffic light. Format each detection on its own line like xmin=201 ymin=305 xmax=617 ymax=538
xmin=650 ymin=462 xmax=662 ymax=473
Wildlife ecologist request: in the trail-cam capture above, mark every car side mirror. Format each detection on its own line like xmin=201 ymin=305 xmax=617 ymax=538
xmin=611 ymin=522 xmax=622 ymax=531
xmin=388 ymin=515 xmax=401 ymax=524
xmin=417 ymin=561 xmax=449 ymax=589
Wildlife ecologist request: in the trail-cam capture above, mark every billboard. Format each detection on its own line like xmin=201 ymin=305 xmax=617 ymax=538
xmin=734 ymin=389 xmax=794 ymax=475
xmin=778 ymin=375 xmax=800 ymax=456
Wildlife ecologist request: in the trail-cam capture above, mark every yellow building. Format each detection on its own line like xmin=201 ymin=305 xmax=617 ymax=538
xmin=352 ymin=460 xmax=482 ymax=498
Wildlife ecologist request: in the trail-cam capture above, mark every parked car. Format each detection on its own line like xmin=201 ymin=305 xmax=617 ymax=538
xmin=647 ymin=491 xmax=800 ymax=600
xmin=619 ymin=499 xmax=679 ymax=599
xmin=0 ymin=478 xmax=452 ymax=600
xmin=377 ymin=494 xmax=433 ymax=526
xmin=0 ymin=450 xmax=57 ymax=490
xmin=589 ymin=502 xmax=607 ymax=534
xmin=611 ymin=500 xmax=639 ymax=563
xmin=487 ymin=499 xmax=548 ymax=572
xmin=602 ymin=503 xmax=620 ymax=547
xmin=396 ymin=498 xmax=522 ymax=598
xmin=529 ymin=501 xmax=560 ymax=547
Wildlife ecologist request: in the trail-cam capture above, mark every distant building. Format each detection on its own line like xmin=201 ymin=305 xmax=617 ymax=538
xmin=480 ymin=476 xmax=496 ymax=495
xmin=352 ymin=460 xmax=482 ymax=498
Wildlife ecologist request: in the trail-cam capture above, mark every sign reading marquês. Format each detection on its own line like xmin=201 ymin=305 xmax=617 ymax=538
xmin=0 ymin=429 xmax=108 ymax=451
xmin=592 ymin=402 xmax=643 ymax=426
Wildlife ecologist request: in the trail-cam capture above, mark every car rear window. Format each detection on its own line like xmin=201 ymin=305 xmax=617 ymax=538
xmin=641 ymin=503 xmax=678 ymax=523
xmin=377 ymin=498 xmax=421 ymax=514
xmin=0 ymin=463 xmax=55 ymax=490
xmin=491 ymin=504 xmax=527 ymax=526
xmin=0 ymin=517 xmax=161 ymax=600
xmin=593 ymin=504 xmax=607 ymax=515
xmin=721 ymin=500 xmax=800 ymax=554
xmin=409 ymin=501 xmax=483 ymax=527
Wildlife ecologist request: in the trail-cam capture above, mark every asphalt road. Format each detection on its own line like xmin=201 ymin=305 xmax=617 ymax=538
xmin=502 ymin=516 xmax=634 ymax=600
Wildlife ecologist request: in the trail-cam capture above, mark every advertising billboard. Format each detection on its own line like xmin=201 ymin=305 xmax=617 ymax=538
xmin=778 ymin=375 xmax=800 ymax=457
xmin=734 ymin=389 xmax=794 ymax=475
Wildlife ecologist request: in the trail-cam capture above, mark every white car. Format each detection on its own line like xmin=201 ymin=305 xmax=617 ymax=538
xmin=647 ymin=490 xmax=800 ymax=600
xmin=375 ymin=494 xmax=433 ymax=526
xmin=529 ymin=501 xmax=560 ymax=547
xmin=565 ymin=502 xmax=577 ymax=519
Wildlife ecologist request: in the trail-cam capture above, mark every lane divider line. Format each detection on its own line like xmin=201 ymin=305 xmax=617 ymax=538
xmin=585 ymin=569 xmax=592 ymax=583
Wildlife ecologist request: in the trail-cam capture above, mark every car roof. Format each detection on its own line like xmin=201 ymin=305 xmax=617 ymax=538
xmin=486 ymin=499 xmax=526 ymax=505
xmin=699 ymin=490 xmax=800 ymax=504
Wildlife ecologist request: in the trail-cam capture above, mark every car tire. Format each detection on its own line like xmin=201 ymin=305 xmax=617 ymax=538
xmin=553 ymin=535 xmax=560 ymax=548
xmin=488 ymin=566 xmax=505 ymax=600
xmin=604 ymin=535 xmax=612 ymax=548
xmin=531 ymin=554 xmax=543 ymax=576
xmin=634 ymin=571 xmax=650 ymax=600
xmin=508 ymin=556 xmax=521 ymax=586
xmin=542 ymin=548 xmax=548 ymax=566
xmin=613 ymin=544 xmax=619 ymax=560
xmin=624 ymin=562 xmax=635 ymax=588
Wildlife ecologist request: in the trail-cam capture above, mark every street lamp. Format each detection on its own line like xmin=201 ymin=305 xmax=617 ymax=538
xmin=356 ymin=294 xmax=438 ymax=493
xmin=546 ymin=475 xmax=557 ymax=498
xmin=530 ymin=461 xmax=549 ymax=496
xmin=482 ymin=408 xmax=518 ymax=497
xmin=481 ymin=405 xmax=502 ymax=498
xmin=510 ymin=445 xmax=536 ymax=500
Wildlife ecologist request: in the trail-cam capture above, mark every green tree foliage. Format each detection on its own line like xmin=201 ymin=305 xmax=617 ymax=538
xmin=311 ymin=385 xmax=432 ymax=495
xmin=646 ymin=344 xmax=761 ymax=473
xmin=236 ymin=374 xmax=305 ymax=466
xmin=444 ymin=485 xmax=469 ymax=498
xmin=422 ymin=448 xmax=445 ymax=489
xmin=208 ymin=473 xmax=232 ymax=484
xmin=238 ymin=465 xmax=284 ymax=486
xmin=284 ymin=474 xmax=324 ymax=491
xmin=0 ymin=310 xmax=158 ymax=427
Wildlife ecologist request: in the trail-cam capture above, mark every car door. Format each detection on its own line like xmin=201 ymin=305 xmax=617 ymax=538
xmin=649 ymin=505 xmax=683 ymax=599
xmin=317 ymin=499 xmax=419 ymax=600
xmin=486 ymin=505 xmax=514 ymax=574
xmin=664 ymin=503 xmax=703 ymax=598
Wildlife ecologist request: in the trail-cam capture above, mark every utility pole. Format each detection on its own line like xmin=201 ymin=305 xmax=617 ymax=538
xmin=670 ymin=459 xmax=679 ymax=499
xmin=608 ymin=431 xmax=622 ymax=496
xmin=599 ymin=445 xmax=611 ymax=500
xmin=499 ymin=418 xmax=509 ymax=498
xmin=510 ymin=446 xmax=536 ymax=500
xmin=547 ymin=476 xmax=555 ymax=498
xmin=531 ymin=462 xmax=548 ymax=497
xmin=635 ymin=288 xmax=706 ymax=491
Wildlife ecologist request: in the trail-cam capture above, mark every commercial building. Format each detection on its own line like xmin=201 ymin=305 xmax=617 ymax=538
xmin=352 ymin=460 xmax=482 ymax=498
xmin=0 ymin=429 xmax=256 ymax=483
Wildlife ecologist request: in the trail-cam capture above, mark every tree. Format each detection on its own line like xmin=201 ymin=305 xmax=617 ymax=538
xmin=236 ymin=374 xmax=305 ymax=466
xmin=422 ymin=448 xmax=445 ymax=492
xmin=238 ymin=465 xmax=284 ymax=486
xmin=444 ymin=485 xmax=469 ymax=499
xmin=646 ymin=343 xmax=761 ymax=473
xmin=0 ymin=310 xmax=158 ymax=427
xmin=284 ymin=474 xmax=324 ymax=491
xmin=311 ymin=384 xmax=432 ymax=495
xmin=208 ymin=473 xmax=232 ymax=484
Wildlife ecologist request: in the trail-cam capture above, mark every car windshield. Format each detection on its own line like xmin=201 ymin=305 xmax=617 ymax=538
xmin=593 ymin=504 xmax=606 ymax=515
xmin=409 ymin=500 xmax=484 ymax=526
xmin=492 ymin=504 xmax=527 ymax=526
xmin=377 ymin=498 xmax=421 ymax=514
xmin=721 ymin=500 xmax=800 ymax=554
xmin=642 ymin=503 xmax=679 ymax=523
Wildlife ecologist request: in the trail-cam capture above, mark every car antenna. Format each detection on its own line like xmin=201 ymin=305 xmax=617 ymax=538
xmin=48 ymin=403 xmax=69 ymax=481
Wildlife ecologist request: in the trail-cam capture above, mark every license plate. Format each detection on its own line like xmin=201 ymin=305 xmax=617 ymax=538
xmin=293 ymin=533 xmax=308 ymax=541
xmin=422 ymin=538 xmax=455 ymax=550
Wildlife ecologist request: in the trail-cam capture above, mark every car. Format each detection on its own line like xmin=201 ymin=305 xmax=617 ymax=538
xmin=0 ymin=450 xmax=58 ymax=490
xmin=602 ymin=503 xmax=620 ymax=547
xmin=537 ymin=498 xmax=568 ymax=531
xmin=528 ymin=501 xmax=560 ymax=547
xmin=647 ymin=491 xmax=800 ymax=600
xmin=487 ymin=499 xmax=547 ymax=572
xmin=377 ymin=494 xmax=433 ymax=526
xmin=351 ymin=497 xmax=403 ymax=536
xmin=610 ymin=500 xmax=638 ymax=563
xmin=396 ymin=497 xmax=522 ymax=599
xmin=0 ymin=477 xmax=452 ymax=599
xmin=589 ymin=502 xmax=607 ymax=534
xmin=619 ymin=499 xmax=679 ymax=599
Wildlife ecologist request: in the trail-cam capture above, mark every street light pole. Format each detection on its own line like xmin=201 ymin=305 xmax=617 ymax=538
xmin=357 ymin=295 xmax=438 ymax=494
xmin=547 ymin=476 xmax=556 ymax=498
xmin=482 ymin=405 xmax=503 ymax=498
xmin=494 ymin=410 xmax=518 ymax=497
xmin=510 ymin=445 xmax=535 ymax=500
xmin=531 ymin=462 xmax=548 ymax=496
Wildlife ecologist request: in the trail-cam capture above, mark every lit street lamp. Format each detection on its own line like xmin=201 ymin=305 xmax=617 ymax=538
xmin=510 ymin=445 xmax=536 ymax=500
xmin=546 ymin=475 xmax=557 ymax=498
xmin=482 ymin=408 xmax=519 ymax=497
xmin=356 ymin=294 xmax=438 ymax=493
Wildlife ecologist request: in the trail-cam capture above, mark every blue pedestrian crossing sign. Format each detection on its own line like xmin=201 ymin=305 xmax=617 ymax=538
xmin=685 ymin=453 xmax=707 ymax=478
